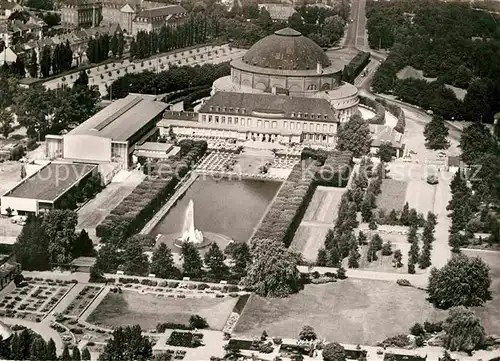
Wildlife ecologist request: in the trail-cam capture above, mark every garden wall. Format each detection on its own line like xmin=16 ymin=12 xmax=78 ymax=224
xmin=375 ymin=97 xmax=406 ymax=134
xmin=359 ymin=96 xmax=385 ymax=125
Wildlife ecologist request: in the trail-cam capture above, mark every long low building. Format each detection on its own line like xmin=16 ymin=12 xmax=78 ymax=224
xmin=45 ymin=94 xmax=168 ymax=170
xmin=1 ymin=162 xmax=97 ymax=215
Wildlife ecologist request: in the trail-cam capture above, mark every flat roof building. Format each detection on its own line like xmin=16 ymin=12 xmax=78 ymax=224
xmin=1 ymin=162 xmax=97 ymax=215
xmin=45 ymin=94 xmax=168 ymax=171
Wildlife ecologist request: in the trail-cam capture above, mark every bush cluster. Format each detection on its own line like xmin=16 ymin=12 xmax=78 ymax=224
xmin=359 ymin=96 xmax=385 ymax=125
xmin=251 ymin=159 xmax=320 ymax=246
xmin=96 ymin=140 xmax=207 ymax=238
xmin=183 ymin=87 xmax=212 ymax=111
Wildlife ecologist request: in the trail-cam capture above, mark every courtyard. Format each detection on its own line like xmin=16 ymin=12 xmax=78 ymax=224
xmin=233 ymin=278 xmax=447 ymax=345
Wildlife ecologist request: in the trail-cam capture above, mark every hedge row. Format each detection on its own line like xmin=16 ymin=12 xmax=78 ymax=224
xmin=315 ymin=150 xmax=354 ymax=187
xmin=251 ymin=159 xmax=320 ymax=246
xmin=183 ymin=87 xmax=212 ymax=111
xmin=342 ymin=51 xmax=371 ymax=83
xmin=96 ymin=140 xmax=207 ymax=239
xmin=375 ymin=97 xmax=406 ymax=134
xmin=359 ymin=96 xmax=385 ymax=125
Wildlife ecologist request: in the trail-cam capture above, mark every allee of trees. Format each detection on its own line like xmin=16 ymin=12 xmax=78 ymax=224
xmin=368 ymin=0 xmax=500 ymax=121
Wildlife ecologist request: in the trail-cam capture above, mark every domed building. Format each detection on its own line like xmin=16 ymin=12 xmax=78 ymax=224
xmin=159 ymin=28 xmax=360 ymax=146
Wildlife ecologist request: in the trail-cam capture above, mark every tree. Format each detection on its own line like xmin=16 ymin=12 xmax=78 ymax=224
xmin=393 ymin=249 xmax=403 ymax=268
xmin=361 ymin=199 xmax=373 ymax=222
xmin=46 ymin=339 xmax=57 ymax=361
xmin=149 ymin=243 xmax=179 ymax=279
xmin=20 ymin=164 xmax=26 ymax=179
xmin=122 ymin=238 xmax=149 ymax=276
xmin=409 ymin=238 xmax=420 ymax=265
xmin=366 ymin=239 xmax=378 ymax=262
xmin=42 ymin=210 xmax=78 ymax=266
xmin=358 ymin=231 xmax=368 ymax=245
xmin=242 ymin=238 xmax=301 ymax=297
xmin=400 ymin=202 xmax=410 ymax=226
xmin=14 ymin=215 xmax=51 ymax=271
xmin=348 ymin=241 xmax=360 ymax=268
xmin=299 ymin=325 xmax=317 ymax=341
xmin=410 ymin=323 xmax=425 ymax=336
xmin=189 ymin=315 xmax=209 ymax=329
xmin=40 ymin=45 xmax=51 ymax=77
xmin=427 ymin=211 xmax=437 ymax=228
xmin=368 ymin=219 xmax=377 ymax=230
xmin=72 ymin=345 xmax=81 ymax=361
xmin=181 ymin=242 xmax=203 ymax=278
xmin=81 ymin=348 xmax=91 ymax=360
xmin=0 ymin=108 xmax=14 ymax=138
xmin=424 ymin=115 xmax=450 ymax=149
xmin=72 ymin=229 xmax=95 ymax=258
xmin=99 ymin=325 xmax=152 ymax=361
xmin=129 ymin=39 xmax=138 ymax=59
xmin=427 ymin=254 xmax=491 ymax=309
xmin=317 ymin=247 xmax=328 ymax=266
xmin=204 ymin=242 xmax=228 ymax=281
xmin=337 ymin=114 xmax=372 ymax=157
xmin=323 ymin=342 xmax=346 ymax=361
xmin=29 ymin=337 xmax=46 ymax=361
xmin=337 ymin=265 xmax=347 ymax=279
xmin=110 ymin=34 xmax=118 ymax=57
xmin=459 ymin=123 xmax=495 ymax=164
xmin=381 ymin=241 xmax=392 ymax=256
xmin=378 ymin=142 xmax=394 ymax=162
xmin=229 ymin=242 xmax=251 ymax=279
xmin=448 ymin=232 xmax=462 ymax=253
xmin=443 ymin=306 xmax=485 ymax=353
xmin=61 ymin=344 xmax=71 ymax=361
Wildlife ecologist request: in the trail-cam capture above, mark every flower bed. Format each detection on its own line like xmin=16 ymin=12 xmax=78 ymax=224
xmin=167 ymin=331 xmax=203 ymax=347
xmin=96 ymin=140 xmax=207 ymax=238
xmin=64 ymin=286 xmax=102 ymax=317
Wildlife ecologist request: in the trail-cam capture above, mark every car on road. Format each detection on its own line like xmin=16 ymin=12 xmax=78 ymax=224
xmin=427 ymin=175 xmax=439 ymax=185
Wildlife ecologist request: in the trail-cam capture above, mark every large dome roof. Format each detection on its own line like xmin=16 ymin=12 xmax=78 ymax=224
xmin=242 ymin=28 xmax=331 ymax=71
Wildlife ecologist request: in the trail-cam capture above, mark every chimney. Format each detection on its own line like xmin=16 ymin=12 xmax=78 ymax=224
xmin=316 ymin=62 xmax=322 ymax=74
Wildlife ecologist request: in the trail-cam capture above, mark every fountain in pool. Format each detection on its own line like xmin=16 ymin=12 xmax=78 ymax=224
xmin=176 ymin=199 xmax=204 ymax=245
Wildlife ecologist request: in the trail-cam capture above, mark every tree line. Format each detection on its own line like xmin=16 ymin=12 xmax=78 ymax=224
xmin=368 ymin=0 xmax=500 ymax=122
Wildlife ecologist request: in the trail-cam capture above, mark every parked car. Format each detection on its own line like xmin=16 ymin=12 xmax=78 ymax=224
xmin=427 ymin=175 xmax=439 ymax=185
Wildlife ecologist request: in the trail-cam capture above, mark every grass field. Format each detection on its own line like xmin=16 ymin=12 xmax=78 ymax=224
xmin=303 ymin=187 xmax=345 ymax=223
xmin=404 ymin=180 xmax=436 ymax=214
xmin=290 ymin=226 xmax=329 ymax=261
xmin=376 ymin=179 xmax=408 ymax=212
xmin=87 ymin=290 xmax=238 ymax=331
xmin=234 ymin=279 xmax=447 ymax=345
xmin=463 ymin=250 xmax=500 ymax=336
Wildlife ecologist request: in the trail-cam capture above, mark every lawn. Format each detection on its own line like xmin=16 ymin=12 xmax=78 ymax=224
xmin=463 ymin=250 xmax=500 ymax=336
xmin=86 ymin=290 xmax=238 ymax=331
xmin=404 ymin=180 xmax=436 ymax=214
xmin=303 ymin=187 xmax=345 ymax=223
xmin=376 ymin=179 xmax=408 ymax=212
xmin=290 ymin=226 xmax=329 ymax=262
xmin=233 ymin=279 xmax=447 ymax=345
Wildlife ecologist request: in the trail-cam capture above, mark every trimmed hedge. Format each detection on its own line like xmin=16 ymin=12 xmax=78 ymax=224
xmin=342 ymin=51 xmax=371 ymax=83
xmin=96 ymin=140 xmax=207 ymax=239
xmin=375 ymin=97 xmax=406 ymax=134
xmin=359 ymin=96 xmax=385 ymax=125
xmin=164 ymin=85 xmax=208 ymax=103
xmin=315 ymin=150 xmax=353 ymax=187
xmin=183 ymin=87 xmax=212 ymax=111
xmin=251 ymin=159 xmax=320 ymax=246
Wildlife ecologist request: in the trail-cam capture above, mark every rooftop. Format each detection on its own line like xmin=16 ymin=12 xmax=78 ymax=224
xmin=199 ymin=92 xmax=336 ymax=122
xmin=67 ymin=95 xmax=168 ymax=141
xmin=70 ymin=256 xmax=97 ymax=267
xmin=241 ymin=27 xmax=331 ymax=71
xmin=2 ymin=162 xmax=96 ymax=202
xmin=135 ymin=142 xmax=174 ymax=152
xmin=135 ymin=4 xmax=186 ymax=20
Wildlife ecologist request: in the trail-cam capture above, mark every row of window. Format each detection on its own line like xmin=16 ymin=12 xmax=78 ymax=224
xmin=206 ymin=105 xmax=329 ymax=121
xmin=200 ymin=114 xmax=336 ymax=133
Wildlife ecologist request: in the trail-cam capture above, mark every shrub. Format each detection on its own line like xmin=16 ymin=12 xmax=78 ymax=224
xmin=168 ymin=281 xmax=179 ymax=288
xmin=424 ymin=320 xmax=443 ymax=333
xmin=156 ymin=322 xmax=193 ymax=332
xmin=397 ymin=279 xmax=411 ymax=287
xmin=197 ymin=283 xmax=209 ymax=290
xmin=415 ymin=336 xmax=425 ymax=347
xmin=189 ymin=315 xmax=209 ymax=329
xmin=380 ymin=334 xmax=411 ymax=348
xmin=410 ymin=323 xmax=425 ymax=336
xmin=167 ymin=331 xmax=201 ymax=348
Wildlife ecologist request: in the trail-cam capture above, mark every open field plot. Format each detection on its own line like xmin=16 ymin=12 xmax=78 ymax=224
xmin=63 ymin=286 xmax=102 ymax=317
xmin=463 ymin=250 xmax=500 ymax=335
xmin=303 ymin=188 xmax=345 ymax=223
xmin=404 ymin=180 xmax=436 ymax=214
xmin=234 ymin=279 xmax=447 ymax=345
xmin=290 ymin=226 xmax=330 ymax=262
xmin=87 ymin=290 xmax=238 ymax=331
xmin=376 ymin=179 xmax=408 ymax=212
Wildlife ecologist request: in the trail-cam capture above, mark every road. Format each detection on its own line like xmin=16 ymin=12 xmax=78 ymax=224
xmin=344 ymin=0 xmax=368 ymax=49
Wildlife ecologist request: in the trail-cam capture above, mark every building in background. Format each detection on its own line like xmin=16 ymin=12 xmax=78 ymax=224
xmin=45 ymin=94 xmax=168 ymax=170
xmin=0 ymin=0 xmax=23 ymax=21
xmin=131 ymin=4 xmax=187 ymax=35
xmin=61 ymin=0 xmax=102 ymax=29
